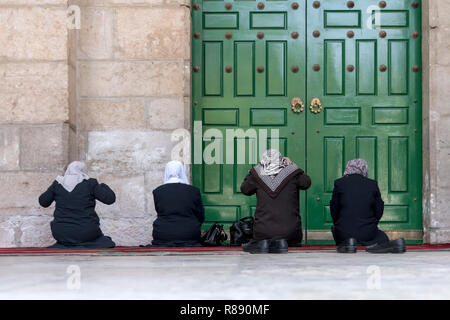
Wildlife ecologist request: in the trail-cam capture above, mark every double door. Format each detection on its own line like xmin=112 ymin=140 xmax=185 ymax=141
xmin=192 ymin=0 xmax=423 ymax=243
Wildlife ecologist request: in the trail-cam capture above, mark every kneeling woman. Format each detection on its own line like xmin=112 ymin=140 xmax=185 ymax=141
xmin=39 ymin=161 xmax=116 ymax=249
xmin=150 ymin=161 xmax=204 ymax=247
xmin=240 ymin=150 xmax=311 ymax=253
xmin=330 ymin=159 xmax=406 ymax=253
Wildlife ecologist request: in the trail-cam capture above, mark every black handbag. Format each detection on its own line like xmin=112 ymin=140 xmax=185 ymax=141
xmin=200 ymin=223 xmax=228 ymax=246
xmin=230 ymin=216 xmax=254 ymax=246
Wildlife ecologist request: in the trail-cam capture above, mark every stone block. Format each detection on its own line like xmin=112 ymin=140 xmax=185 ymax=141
xmin=0 ymin=215 xmax=54 ymax=248
xmin=164 ymin=0 xmax=190 ymax=5
xmin=430 ymin=66 xmax=450 ymax=116
xmin=0 ymin=94 xmax=69 ymax=124
xmin=0 ymin=0 xmax=66 ymax=4
xmin=0 ymin=172 xmax=60 ymax=210
xmin=100 ymin=217 xmax=155 ymax=246
xmin=79 ymin=7 xmax=113 ymax=59
xmin=87 ymin=130 xmax=176 ymax=173
xmin=145 ymin=163 xmax=165 ymax=191
xmin=79 ymin=61 xmax=184 ymax=97
xmin=68 ymin=64 xmax=77 ymax=127
xmin=437 ymin=118 xmax=450 ymax=149
xmin=71 ymin=0 xmax=165 ymax=6
xmin=18 ymin=216 xmax=54 ymax=247
xmin=95 ymin=174 xmax=146 ymax=219
xmin=69 ymin=127 xmax=79 ymax=162
xmin=437 ymin=147 xmax=450 ymax=184
xmin=183 ymin=60 xmax=191 ymax=98
xmin=184 ymin=97 xmax=191 ymax=129
xmin=148 ymin=97 xmax=185 ymax=130
xmin=0 ymin=126 xmax=20 ymax=171
xmin=431 ymin=1 xmax=450 ymax=27
xmin=68 ymin=28 xmax=77 ymax=68
xmin=0 ymin=63 xmax=67 ymax=93
xmin=115 ymin=7 xmax=189 ymax=59
xmin=0 ymin=63 xmax=68 ymax=124
xmin=0 ymin=217 xmax=18 ymax=248
xmin=0 ymin=8 xmax=67 ymax=61
xmin=430 ymin=228 xmax=450 ymax=244
xmin=20 ymin=124 xmax=69 ymax=171
xmin=429 ymin=26 xmax=450 ymax=66
xmin=79 ymin=99 xmax=146 ymax=131
xmin=144 ymin=163 xmax=165 ymax=214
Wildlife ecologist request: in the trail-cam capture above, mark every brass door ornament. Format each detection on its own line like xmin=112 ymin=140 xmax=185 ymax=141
xmin=291 ymin=97 xmax=304 ymax=113
xmin=309 ymin=97 xmax=323 ymax=114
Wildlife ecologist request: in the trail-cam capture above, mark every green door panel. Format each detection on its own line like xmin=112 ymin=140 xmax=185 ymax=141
xmin=306 ymin=0 xmax=422 ymax=243
xmin=192 ymin=0 xmax=422 ymax=244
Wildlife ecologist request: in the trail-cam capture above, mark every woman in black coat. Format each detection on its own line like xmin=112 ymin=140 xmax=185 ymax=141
xmin=240 ymin=150 xmax=311 ymax=254
xmin=330 ymin=158 xmax=406 ymax=253
xmin=39 ymin=161 xmax=116 ymax=249
xmin=150 ymin=161 xmax=204 ymax=247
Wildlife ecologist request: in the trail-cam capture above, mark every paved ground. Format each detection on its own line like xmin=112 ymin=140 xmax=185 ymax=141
xmin=0 ymin=250 xmax=449 ymax=299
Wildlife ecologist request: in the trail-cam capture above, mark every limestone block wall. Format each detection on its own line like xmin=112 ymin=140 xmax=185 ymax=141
xmin=423 ymin=0 xmax=450 ymax=243
xmin=68 ymin=0 xmax=191 ymax=245
xmin=0 ymin=1 xmax=69 ymax=247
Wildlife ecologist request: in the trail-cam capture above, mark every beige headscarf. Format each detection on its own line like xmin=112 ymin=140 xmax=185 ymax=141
xmin=56 ymin=161 xmax=90 ymax=192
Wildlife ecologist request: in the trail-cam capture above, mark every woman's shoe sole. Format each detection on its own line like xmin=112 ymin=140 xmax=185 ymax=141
xmin=337 ymin=246 xmax=357 ymax=253
xmin=367 ymin=247 xmax=406 ymax=254
xmin=268 ymin=249 xmax=288 ymax=254
xmin=243 ymin=248 xmax=270 ymax=254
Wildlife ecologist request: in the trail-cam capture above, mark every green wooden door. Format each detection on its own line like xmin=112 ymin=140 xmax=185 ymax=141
xmin=192 ymin=0 xmax=422 ymax=243
xmin=192 ymin=0 xmax=307 ymax=236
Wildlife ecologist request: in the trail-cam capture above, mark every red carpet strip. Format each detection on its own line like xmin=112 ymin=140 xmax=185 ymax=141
xmin=0 ymin=244 xmax=448 ymax=255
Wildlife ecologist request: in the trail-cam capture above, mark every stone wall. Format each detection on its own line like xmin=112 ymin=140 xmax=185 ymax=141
xmin=422 ymin=0 xmax=450 ymax=243
xmin=68 ymin=0 xmax=191 ymax=245
xmin=0 ymin=1 xmax=69 ymax=247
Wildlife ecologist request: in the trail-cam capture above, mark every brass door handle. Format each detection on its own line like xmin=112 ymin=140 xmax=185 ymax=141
xmin=309 ymin=97 xmax=323 ymax=114
xmin=291 ymin=97 xmax=304 ymax=113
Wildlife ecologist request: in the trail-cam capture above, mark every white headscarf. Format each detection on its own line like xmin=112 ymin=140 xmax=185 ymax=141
xmin=164 ymin=161 xmax=189 ymax=184
xmin=56 ymin=161 xmax=90 ymax=192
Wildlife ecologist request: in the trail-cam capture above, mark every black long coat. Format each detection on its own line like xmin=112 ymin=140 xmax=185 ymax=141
xmin=39 ymin=178 xmax=116 ymax=248
xmin=330 ymin=174 xmax=385 ymax=243
xmin=152 ymin=183 xmax=205 ymax=246
xmin=240 ymin=168 xmax=311 ymax=242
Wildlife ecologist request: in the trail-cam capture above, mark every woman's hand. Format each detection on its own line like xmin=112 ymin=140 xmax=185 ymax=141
xmin=283 ymin=157 xmax=293 ymax=164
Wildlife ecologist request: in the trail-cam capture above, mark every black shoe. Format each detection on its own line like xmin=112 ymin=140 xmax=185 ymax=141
xmin=366 ymin=238 xmax=406 ymax=254
xmin=337 ymin=238 xmax=358 ymax=253
xmin=269 ymin=239 xmax=288 ymax=254
xmin=242 ymin=239 xmax=270 ymax=254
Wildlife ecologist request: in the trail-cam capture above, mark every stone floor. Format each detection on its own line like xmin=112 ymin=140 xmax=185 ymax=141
xmin=0 ymin=250 xmax=449 ymax=299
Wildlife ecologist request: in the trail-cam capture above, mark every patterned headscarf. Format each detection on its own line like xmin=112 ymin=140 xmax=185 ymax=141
xmin=259 ymin=149 xmax=288 ymax=177
xmin=344 ymin=158 xmax=369 ymax=178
